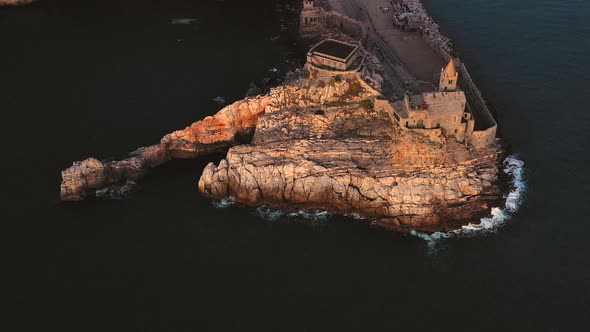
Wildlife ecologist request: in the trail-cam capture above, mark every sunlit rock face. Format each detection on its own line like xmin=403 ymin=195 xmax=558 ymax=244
xmin=199 ymin=75 xmax=502 ymax=232
xmin=61 ymin=70 xmax=503 ymax=232
xmin=60 ymin=93 xmax=272 ymax=201
xmin=0 ymin=0 xmax=36 ymax=6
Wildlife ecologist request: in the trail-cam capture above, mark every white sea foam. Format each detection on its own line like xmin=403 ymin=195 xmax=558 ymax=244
xmin=256 ymin=206 xmax=285 ymax=221
xmin=288 ymin=210 xmax=331 ymax=229
xmin=287 ymin=210 xmax=330 ymax=221
xmin=213 ymin=197 xmax=236 ymax=209
xmin=95 ymin=181 xmax=136 ymax=200
xmin=411 ymin=155 xmax=526 ymax=246
xmin=255 ymin=206 xmax=331 ymax=228
xmin=346 ymin=212 xmax=365 ymax=220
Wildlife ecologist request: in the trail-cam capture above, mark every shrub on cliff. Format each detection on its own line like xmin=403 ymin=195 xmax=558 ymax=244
xmin=339 ymin=78 xmax=364 ymax=101
xmin=360 ymin=99 xmax=374 ymax=110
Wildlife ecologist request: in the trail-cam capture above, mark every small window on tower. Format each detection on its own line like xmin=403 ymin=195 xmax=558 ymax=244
xmin=448 ymin=80 xmax=453 ymax=84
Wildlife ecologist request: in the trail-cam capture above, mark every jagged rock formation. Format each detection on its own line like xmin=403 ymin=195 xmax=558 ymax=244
xmin=60 ymin=66 xmax=502 ymax=231
xmin=60 ymin=70 xmax=379 ymax=201
xmin=199 ymin=76 xmax=502 ymax=232
xmin=58 ymin=0 xmax=505 ymax=232
xmin=60 ymin=92 xmax=271 ymax=201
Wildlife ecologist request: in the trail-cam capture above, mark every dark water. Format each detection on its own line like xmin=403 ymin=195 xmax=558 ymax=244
xmin=1 ymin=0 xmax=589 ymax=330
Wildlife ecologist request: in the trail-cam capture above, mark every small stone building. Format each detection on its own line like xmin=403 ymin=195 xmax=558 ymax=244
xmin=300 ymin=0 xmax=325 ymax=34
xmin=306 ymin=39 xmax=362 ymax=71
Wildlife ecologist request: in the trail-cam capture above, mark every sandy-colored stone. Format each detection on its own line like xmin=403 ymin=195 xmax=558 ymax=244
xmin=199 ymin=76 xmax=502 ymax=231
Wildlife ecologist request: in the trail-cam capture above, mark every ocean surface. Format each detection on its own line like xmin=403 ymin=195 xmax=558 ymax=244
xmin=1 ymin=0 xmax=589 ymax=330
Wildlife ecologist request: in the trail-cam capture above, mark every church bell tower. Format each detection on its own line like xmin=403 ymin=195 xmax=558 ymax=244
xmin=439 ymin=58 xmax=459 ymax=91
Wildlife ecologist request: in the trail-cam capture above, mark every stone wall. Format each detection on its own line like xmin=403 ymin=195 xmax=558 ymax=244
xmin=469 ymin=126 xmax=497 ymax=149
xmin=324 ymin=11 xmax=367 ymax=43
xmin=306 ymin=63 xmax=362 ymax=79
xmin=300 ymin=7 xmax=367 ymax=45
xmin=412 ymin=4 xmax=498 ymax=149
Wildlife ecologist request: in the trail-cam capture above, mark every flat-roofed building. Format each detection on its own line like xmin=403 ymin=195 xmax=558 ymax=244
xmin=306 ymin=39 xmax=362 ymax=71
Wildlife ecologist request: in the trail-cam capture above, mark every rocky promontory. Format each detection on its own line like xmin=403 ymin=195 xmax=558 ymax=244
xmin=60 ymin=0 xmax=506 ymax=232
xmin=198 ymin=74 xmax=502 ymax=232
xmin=60 ymin=89 xmax=272 ymax=201
xmin=61 ymin=69 xmax=503 ymax=231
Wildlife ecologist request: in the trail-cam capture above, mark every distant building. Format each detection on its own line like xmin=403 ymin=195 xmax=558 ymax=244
xmin=306 ymin=39 xmax=362 ymax=71
xmin=300 ymin=0 xmax=325 ymax=34
xmin=393 ymin=59 xmax=475 ymax=142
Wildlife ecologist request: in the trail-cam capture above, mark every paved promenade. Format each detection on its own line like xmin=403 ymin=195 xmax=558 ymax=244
xmin=359 ymin=0 xmax=445 ymax=83
xmin=327 ymin=0 xmax=444 ymax=91
xmin=326 ymin=0 xmax=409 ymax=99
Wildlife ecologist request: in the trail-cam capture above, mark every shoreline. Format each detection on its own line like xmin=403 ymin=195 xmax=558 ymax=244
xmin=59 ymin=0 xmax=515 ymax=233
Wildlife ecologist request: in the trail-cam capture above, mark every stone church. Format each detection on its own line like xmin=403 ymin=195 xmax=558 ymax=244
xmin=393 ymin=59 xmax=475 ymax=143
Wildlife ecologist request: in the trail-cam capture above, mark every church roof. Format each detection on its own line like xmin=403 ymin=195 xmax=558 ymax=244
xmin=442 ymin=59 xmax=457 ymax=77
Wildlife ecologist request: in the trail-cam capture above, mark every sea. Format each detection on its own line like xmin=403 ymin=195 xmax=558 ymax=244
xmin=0 ymin=0 xmax=589 ymax=330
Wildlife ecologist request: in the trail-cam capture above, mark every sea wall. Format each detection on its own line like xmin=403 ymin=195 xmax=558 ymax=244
xmin=469 ymin=126 xmax=497 ymax=149
xmin=301 ymin=7 xmax=367 ymax=45
xmin=324 ymin=10 xmax=367 ymax=43
xmin=401 ymin=0 xmax=498 ymax=148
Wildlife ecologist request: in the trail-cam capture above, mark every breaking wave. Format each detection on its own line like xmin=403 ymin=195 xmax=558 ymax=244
xmin=256 ymin=206 xmax=285 ymax=221
xmin=95 ymin=181 xmax=136 ymax=200
xmin=411 ymin=155 xmax=526 ymax=248
xmin=213 ymin=197 xmax=236 ymax=209
xmin=345 ymin=212 xmax=365 ymax=220
xmin=256 ymin=206 xmax=331 ymax=227
xmin=287 ymin=210 xmax=330 ymax=221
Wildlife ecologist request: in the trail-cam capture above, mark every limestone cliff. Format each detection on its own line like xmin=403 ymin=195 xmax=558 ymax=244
xmin=61 ymin=70 xmax=502 ymax=231
xmin=60 ymin=70 xmax=378 ymax=201
xmin=60 ymin=91 xmax=271 ymax=201
xmin=198 ymin=75 xmax=502 ymax=232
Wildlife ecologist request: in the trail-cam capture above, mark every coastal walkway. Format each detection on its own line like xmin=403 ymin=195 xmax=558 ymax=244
xmin=326 ymin=0 xmax=410 ymax=98
xmin=326 ymin=0 xmax=497 ymax=135
xmin=355 ymin=0 xmax=446 ymax=84
xmin=326 ymin=0 xmax=439 ymax=95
